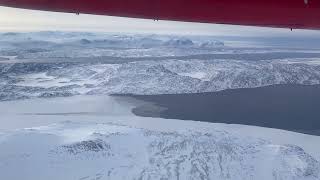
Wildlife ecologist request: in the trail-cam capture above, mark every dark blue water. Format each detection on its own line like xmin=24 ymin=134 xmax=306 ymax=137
xmin=129 ymin=84 xmax=320 ymax=136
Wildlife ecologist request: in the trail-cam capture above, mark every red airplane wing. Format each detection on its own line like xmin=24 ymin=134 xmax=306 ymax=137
xmin=0 ymin=0 xmax=320 ymax=29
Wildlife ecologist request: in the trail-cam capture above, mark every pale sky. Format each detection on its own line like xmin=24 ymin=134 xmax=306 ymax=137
xmin=1 ymin=6 xmax=320 ymax=37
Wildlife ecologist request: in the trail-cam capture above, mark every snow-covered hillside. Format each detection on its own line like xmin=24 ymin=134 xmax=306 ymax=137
xmin=0 ymin=121 xmax=319 ymax=180
xmin=1 ymin=58 xmax=320 ymax=99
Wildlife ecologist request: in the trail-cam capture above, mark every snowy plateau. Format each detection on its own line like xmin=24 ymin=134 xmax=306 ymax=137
xmin=0 ymin=31 xmax=320 ymax=180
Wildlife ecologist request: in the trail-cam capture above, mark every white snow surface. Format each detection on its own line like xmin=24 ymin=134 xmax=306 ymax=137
xmin=0 ymin=95 xmax=319 ymax=180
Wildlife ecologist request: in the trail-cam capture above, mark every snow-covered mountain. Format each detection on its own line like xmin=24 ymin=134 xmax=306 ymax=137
xmin=0 ymin=32 xmax=229 ymax=58
xmin=2 ymin=31 xmax=319 ymax=59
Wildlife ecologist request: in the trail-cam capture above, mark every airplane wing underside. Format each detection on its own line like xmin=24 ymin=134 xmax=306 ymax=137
xmin=0 ymin=0 xmax=320 ymax=29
